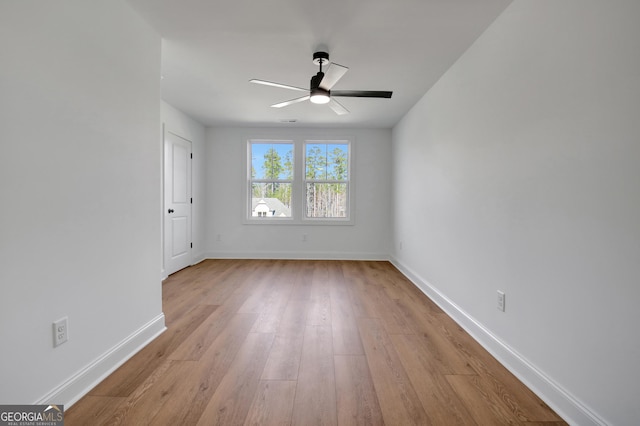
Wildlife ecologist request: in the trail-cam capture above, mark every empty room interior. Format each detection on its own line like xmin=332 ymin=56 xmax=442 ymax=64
xmin=1 ymin=0 xmax=639 ymax=425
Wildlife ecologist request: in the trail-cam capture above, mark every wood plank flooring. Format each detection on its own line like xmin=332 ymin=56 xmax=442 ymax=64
xmin=65 ymin=259 xmax=566 ymax=425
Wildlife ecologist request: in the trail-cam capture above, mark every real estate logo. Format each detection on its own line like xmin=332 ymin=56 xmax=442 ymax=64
xmin=0 ymin=405 xmax=64 ymax=426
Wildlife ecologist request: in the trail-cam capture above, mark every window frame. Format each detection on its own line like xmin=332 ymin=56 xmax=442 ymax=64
xmin=244 ymin=135 xmax=354 ymax=225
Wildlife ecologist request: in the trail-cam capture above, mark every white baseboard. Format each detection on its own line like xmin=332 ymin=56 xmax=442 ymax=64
xmin=200 ymin=250 xmax=388 ymax=261
xmin=192 ymin=252 xmax=208 ymax=265
xmin=36 ymin=314 xmax=166 ymax=408
xmin=389 ymin=256 xmax=607 ymax=426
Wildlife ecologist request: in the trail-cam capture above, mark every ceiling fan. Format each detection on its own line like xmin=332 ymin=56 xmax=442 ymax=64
xmin=250 ymin=51 xmax=392 ymax=115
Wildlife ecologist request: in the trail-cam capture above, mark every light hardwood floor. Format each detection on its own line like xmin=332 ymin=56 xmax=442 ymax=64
xmin=66 ymin=259 xmax=566 ymax=425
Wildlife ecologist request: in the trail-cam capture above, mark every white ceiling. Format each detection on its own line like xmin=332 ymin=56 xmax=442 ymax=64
xmin=127 ymin=0 xmax=512 ymax=128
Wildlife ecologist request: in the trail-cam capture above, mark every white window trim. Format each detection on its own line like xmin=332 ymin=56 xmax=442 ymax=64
xmin=243 ymin=134 xmax=354 ymax=226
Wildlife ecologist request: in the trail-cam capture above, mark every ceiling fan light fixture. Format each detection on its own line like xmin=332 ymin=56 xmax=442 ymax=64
xmin=310 ymin=88 xmax=330 ymax=104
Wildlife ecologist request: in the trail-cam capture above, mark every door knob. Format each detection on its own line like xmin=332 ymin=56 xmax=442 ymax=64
xmin=168 ymin=209 xmax=174 ymax=214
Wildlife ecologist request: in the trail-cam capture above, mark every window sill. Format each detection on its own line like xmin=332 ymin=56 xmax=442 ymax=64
xmin=244 ymin=217 xmax=354 ymax=226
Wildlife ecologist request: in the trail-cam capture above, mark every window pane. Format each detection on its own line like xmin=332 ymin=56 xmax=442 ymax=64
xmin=305 ymin=143 xmax=328 ymax=179
xmin=251 ymin=142 xmax=293 ymax=180
xmin=327 ymin=144 xmax=348 ymax=180
xmin=252 ymin=183 xmax=292 ymax=217
xmin=305 ymin=143 xmax=348 ymax=181
xmin=305 ymin=183 xmax=348 ymax=218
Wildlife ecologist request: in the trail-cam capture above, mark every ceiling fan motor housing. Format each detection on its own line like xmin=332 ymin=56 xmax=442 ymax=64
xmin=310 ymin=69 xmax=330 ymax=104
xmin=310 ymin=72 xmax=325 ymax=91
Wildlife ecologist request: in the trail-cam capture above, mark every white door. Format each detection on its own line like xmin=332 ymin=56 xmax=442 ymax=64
xmin=164 ymin=131 xmax=192 ymax=276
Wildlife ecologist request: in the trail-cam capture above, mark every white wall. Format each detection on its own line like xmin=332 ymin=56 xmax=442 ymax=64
xmin=0 ymin=1 xmax=163 ymax=405
xmin=161 ymin=101 xmax=206 ymax=273
xmin=204 ymin=127 xmax=392 ymax=260
xmin=391 ymin=1 xmax=640 ymax=425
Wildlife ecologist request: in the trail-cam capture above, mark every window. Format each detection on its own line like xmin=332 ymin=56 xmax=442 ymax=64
xmin=247 ymin=137 xmax=352 ymax=224
xmin=249 ymin=141 xmax=293 ymax=219
xmin=304 ymin=141 xmax=349 ymax=219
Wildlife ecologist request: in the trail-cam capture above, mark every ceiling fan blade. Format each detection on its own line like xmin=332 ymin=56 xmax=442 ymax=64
xmin=328 ymin=98 xmax=349 ymax=115
xmin=319 ymin=63 xmax=349 ymax=90
xmin=250 ymin=79 xmax=308 ymax=92
xmin=271 ymin=95 xmax=310 ymax=108
xmin=331 ymin=90 xmax=393 ymax=98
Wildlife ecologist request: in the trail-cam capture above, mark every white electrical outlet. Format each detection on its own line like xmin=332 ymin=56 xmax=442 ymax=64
xmin=53 ymin=317 xmax=68 ymax=347
xmin=497 ymin=291 xmax=506 ymax=312
xmin=302 ymin=234 xmax=308 ymax=242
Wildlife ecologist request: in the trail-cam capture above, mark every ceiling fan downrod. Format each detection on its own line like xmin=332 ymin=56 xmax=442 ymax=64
xmin=311 ymin=52 xmax=329 ymax=88
xmin=310 ymin=51 xmax=330 ymax=103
